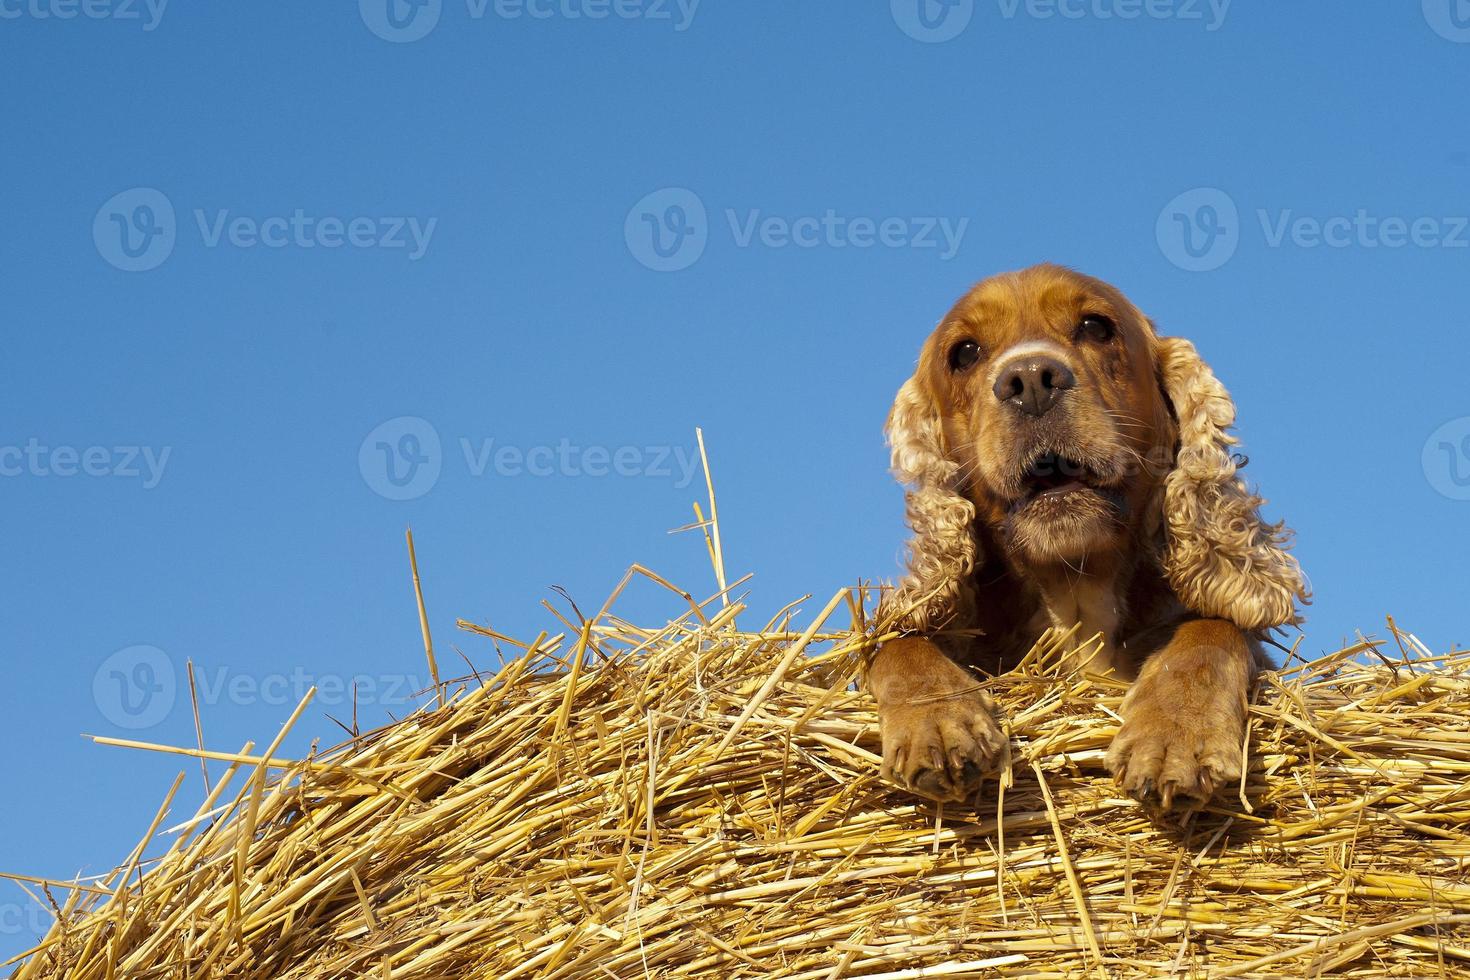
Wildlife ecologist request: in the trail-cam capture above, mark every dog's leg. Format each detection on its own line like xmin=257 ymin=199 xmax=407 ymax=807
xmin=1106 ymin=618 xmax=1256 ymax=810
xmin=868 ymin=636 xmax=1007 ymax=802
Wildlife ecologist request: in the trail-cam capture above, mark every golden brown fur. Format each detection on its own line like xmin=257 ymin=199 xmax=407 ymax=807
xmin=871 ymin=264 xmax=1308 ymax=808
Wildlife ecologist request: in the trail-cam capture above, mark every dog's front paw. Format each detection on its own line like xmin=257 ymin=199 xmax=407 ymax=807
xmin=879 ymin=690 xmax=1006 ymax=803
xmin=1106 ymin=708 xmax=1243 ymax=811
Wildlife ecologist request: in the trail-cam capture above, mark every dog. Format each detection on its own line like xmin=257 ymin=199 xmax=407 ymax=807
xmin=871 ymin=264 xmax=1308 ymax=809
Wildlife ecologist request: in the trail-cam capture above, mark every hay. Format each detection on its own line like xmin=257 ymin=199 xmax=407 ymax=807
xmin=6 ymin=567 xmax=1468 ymax=979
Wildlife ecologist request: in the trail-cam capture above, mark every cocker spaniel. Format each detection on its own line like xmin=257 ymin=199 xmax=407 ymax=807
xmin=872 ymin=264 xmax=1308 ymax=810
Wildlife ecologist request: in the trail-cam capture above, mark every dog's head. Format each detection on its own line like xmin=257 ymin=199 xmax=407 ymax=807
xmin=885 ymin=263 xmax=1307 ymax=633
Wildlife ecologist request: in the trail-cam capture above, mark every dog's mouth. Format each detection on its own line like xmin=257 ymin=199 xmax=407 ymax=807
xmin=1009 ymin=452 xmax=1124 ymax=515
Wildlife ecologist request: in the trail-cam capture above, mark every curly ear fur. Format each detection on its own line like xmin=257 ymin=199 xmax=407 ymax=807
xmin=880 ymin=376 xmax=979 ymax=632
xmin=1156 ymin=337 xmax=1309 ymax=630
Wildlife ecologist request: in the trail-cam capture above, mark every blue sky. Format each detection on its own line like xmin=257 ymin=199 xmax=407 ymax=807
xmin=2 ymin=0 xmax=1469 ymax=961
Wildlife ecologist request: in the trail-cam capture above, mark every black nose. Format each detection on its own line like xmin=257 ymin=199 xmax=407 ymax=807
xmin=992 ymin=355 xmax=1077 ymax=417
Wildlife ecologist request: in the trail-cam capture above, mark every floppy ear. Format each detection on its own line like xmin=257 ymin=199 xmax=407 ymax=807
xmin=1155 ymin=337 xmax=1309 ymax=630
xmin=880 ymin=375 xmax=980 ymax=632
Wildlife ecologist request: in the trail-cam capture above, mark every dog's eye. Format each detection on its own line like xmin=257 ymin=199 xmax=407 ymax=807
xmin=1077 ymin=314 xmax=1116 ymax=343
xmin=948 ymin=339 xmax=982 ymax=372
